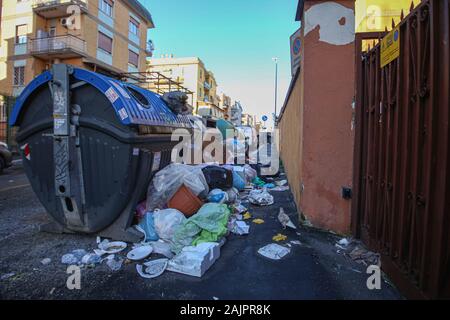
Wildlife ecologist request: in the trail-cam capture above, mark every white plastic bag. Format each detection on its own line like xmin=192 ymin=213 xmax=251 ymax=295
xmin=243 ymin=164 xmax=257 ymax=183
xmin=147 ymin=163 xmax=209 ymax=210
xmin=248 ymin=188 xmax=274 ymax=206
xmin=153 ymin=209 xmax=186 ymax=242
xmin=225 ymin=188 xmax=239 ymax=204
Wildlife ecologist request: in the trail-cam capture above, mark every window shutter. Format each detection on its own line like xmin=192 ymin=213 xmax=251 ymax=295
xmin=98 ymin=32 xmax=113 ymax=54
xmin=129 ymin=50 xmax=139 ymax=67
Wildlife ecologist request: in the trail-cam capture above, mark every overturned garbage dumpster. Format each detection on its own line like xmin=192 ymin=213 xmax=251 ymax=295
xmin=9 ymin=64 xmax=192 ymax=242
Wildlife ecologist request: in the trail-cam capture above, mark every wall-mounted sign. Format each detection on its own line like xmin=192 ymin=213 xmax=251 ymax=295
xmin=380 ymin=25 xmax=400 ymax=68
xmin=290 ymin=28 xmax=302 ymax=76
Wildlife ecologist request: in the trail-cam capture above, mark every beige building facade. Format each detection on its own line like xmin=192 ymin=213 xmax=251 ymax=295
xmin=218 ymin=92 xmax=232 ymax=120
xmin=147 ymin=56 xmax=230 ymax=119
xmin=0 ymin=0 xmax=154 ymax=97
xmin=242 ymin=113 xmax=255 ymax=127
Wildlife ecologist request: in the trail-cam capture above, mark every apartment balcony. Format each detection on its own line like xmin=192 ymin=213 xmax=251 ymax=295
xmin=204 ymin=81 xmax=212 ymax=90
xmin=199 ymin=100 xmax=220 ymax=109
xmin=32 ymin=0 xmax=88 ymax=19
xmin=28 ymin=35 xmax=87 ymax=59
xmin=197 ymin=102 xmax=224 ymax=120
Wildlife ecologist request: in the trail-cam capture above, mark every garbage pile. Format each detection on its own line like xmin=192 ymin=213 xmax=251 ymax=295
xmin=335 ymin=237 xmax=381 ymax=267
xmin=59 ymin=163 xmax=294 ymax=278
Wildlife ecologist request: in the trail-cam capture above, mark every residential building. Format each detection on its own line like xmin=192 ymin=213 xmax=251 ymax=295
xmin=229 ymin=101 xmax=243 ymax=127
xmin=218 ymin=92 xmax=232 ymax=120
xmin=147 ymin=56 xmax=224 ymax=119
xmin=0 ymin=0 xmax=154 ymax=97
xmin=241 ymin=113 xmax=254 ymax=127
xmin=254 ymin=121 xmax=262 ymax=134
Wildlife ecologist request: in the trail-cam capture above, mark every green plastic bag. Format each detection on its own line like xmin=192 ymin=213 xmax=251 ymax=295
xmin=252 ymin=177 xmax=265 ymax=187
xmin=171 ymin=203 xmax=231 ymax=254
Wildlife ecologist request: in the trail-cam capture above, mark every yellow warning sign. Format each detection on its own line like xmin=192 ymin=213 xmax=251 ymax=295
xmin=380 ymin=26 xmax=400 ymax=68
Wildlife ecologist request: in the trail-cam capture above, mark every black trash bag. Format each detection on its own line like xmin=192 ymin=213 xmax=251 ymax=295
xmin=162 ymin=91 xmax=193 ymax=115
xmin=250 ymin=163 xmax=280 ymax=180
xmin=201 ymin=166 xmax=233 ymax=190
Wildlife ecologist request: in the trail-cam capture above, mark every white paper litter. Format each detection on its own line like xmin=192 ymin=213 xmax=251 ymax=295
xmin=136 ymin=259 xmax=169 ymax=279
xmin=338 ymin=238 xmax=351 ymax=246
xmin=258 ymin=243 xmax=291 ymax=260
xmin=234 ymin=204 xmax=248 ymax=214
xmin=270 ymin=186 xmax=290 ymax=192
xmin=231 ymin=220 xmax=250 ymax=235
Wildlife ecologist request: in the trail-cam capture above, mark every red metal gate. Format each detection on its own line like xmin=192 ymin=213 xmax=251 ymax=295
xmin=352 ymin=0 xmax=449 ymax=299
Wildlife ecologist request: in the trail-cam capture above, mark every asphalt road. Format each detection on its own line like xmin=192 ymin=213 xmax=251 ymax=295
xmin=0 ymin=164 xmax=403 ymax=300
xmin=0 ymin=160 xmax=30 ymax=193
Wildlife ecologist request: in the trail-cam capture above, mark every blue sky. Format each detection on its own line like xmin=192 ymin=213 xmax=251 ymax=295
xmin=140 ymin=0 xmax=299 ymax=126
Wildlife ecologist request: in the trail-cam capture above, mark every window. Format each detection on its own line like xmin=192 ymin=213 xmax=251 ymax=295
xmin=0 ymin=101 xmax=7 ymax=122
xmin=98 ymin=32 xmax=113 ymax=54
xmin=15 ymin=24 xmax=27 ymax=44
xmin=129 ymin=17 xmax=139 ymax=36
xmin=128 ymin=50 xmax=139 ymax=67
xmin=99 ymin=0 xmax=113 ymax=17
xmin=13 ymin=66 xmax=25 ymax=86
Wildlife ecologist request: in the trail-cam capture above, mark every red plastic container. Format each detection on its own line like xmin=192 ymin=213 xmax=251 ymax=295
xmin=168 ymin=184 xmax=203 ymax=217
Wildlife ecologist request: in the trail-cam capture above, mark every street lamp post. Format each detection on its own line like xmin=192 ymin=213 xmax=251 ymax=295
xmin=272 ymin=57 xmax=278 ymax=127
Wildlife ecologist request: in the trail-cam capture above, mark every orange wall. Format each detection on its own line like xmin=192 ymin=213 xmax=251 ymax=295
xmin=279 ymin=0 xmax=355 ymax=234
xmin=279 ymin=69 xmax=303 ymax=214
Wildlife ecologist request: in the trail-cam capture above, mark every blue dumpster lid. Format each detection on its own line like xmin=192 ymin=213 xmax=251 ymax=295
xmin=10 ymin=67 xmax=192 ymax=129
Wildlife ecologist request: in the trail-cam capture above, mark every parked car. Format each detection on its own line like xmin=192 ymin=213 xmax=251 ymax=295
xmin=0 ymin=142 xmax=13 ymax=174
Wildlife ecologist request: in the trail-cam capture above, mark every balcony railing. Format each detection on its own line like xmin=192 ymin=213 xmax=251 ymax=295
xmin=33 ymin=0 xmax=87 ymax=8
xmin=33 ymin=0 xmax=88 ymax=18
xmin=204 ymin=81 xmax=212 ymax=90
xmin=29 ymin=35 xmax=87 ymax=57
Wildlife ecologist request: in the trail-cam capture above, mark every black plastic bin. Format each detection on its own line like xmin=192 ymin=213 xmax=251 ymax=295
xmin=9 ymin=64 xmax=192 ymax=242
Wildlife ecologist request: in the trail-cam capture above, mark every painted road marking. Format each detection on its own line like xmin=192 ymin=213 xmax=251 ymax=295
xmin=0 ymin=183 xmax=30 ymax=193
